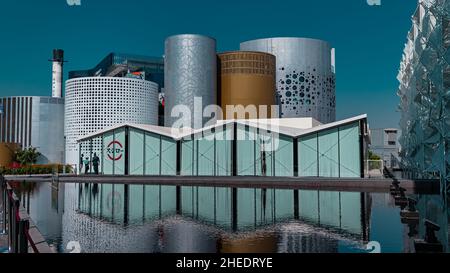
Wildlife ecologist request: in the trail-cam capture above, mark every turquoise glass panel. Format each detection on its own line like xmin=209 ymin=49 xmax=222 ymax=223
xmin=144 ymin=133 xmax=160 ymax=175
xmin=274 ymin=136 xmax=294 ymax=177
xmin=339 ymin=122 xmax=361 ymax=178
xmin=102 ymin=132 xmax=114 ymax=175
xmin=198 ymin=135 xmax=215 ymax=176
xmin=215 ymin=128 xmax=232 ymax=176
xmin=181 ymin=140 xmax=194 ymax=176
xmin=299 ymin=134 xmax=318 ymax=177
xmin=237 ymin=125 xmax=256 ymax=176
xmin=161 ymin=137 xmax=177 ymax=175
xmin=113 ymin=128 xmax=126 ymax=175
xmin=129 ymin=129 xmax=144 ymax=175
xmin=318 ymin=128 xmax=339 ymax=177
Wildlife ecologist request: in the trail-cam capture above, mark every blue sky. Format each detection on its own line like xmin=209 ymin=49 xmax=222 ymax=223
xmin=0 ymin=0 xmax=417 ymax=128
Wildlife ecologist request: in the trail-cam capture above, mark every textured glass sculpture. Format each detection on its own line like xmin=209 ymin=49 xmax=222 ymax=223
xmin=398 ymin=0 xmax=450 ymax=193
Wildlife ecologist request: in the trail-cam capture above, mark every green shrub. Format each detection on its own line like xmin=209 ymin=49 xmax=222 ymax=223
xmin=0 ymin=164 xmax=74 ymax=175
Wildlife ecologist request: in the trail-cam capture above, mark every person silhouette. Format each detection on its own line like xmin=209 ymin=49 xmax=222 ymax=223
xmin=92 ymin=153 xmax=100 ymax=175
xmin=83 ymin=157 xmax=90 ymax=174
xmin=79 ymin=153 xmax=84 ymax=174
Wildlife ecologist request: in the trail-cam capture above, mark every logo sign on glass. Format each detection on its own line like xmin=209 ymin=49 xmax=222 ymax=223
xmin=107 ymin=141 xmax=124 ymax=161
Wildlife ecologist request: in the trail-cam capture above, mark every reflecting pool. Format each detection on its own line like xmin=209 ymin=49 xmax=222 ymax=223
xmin=8 ymin=181 xmax=449 ymax=253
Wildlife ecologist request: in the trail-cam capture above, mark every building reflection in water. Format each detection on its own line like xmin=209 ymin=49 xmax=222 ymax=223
xmin=12 ymin=181 xmax=449 ymax=253
xmin=71 ymin=183 xmax=371 ymax=253
xmin=409 ymin=194 xmax=449 ymax=253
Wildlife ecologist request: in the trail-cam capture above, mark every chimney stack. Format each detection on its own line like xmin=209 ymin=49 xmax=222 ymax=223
xmin=51 ymin=49 xmax=64 ymax=98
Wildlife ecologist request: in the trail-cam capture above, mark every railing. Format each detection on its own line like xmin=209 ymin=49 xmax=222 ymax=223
xmin=1 ymin=175 xmax=39 ymax=253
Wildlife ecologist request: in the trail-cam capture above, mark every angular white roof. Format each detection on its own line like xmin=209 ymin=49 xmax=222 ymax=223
xmin=77 ymin=114 xmax=368 ymax=142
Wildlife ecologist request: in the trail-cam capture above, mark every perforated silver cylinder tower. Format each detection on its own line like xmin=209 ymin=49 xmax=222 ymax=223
xmin=241 ymin=38 xmax=336 ymax=124
xmin=164 ymin=34 xmax=217 ymax=129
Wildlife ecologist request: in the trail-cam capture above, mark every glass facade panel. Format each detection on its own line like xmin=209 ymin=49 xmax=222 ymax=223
xmin=82 ymin=121 xmax=363 ymax=178
xmin=181 ymin=140 xmax=194 ymax=176
xmin=160 ymin=137 xmax=177 ymax=175
xmin=255 ymin=130 xmax=274 ymax=176
xmin=145 ymin=133 xmax=161 ymax=175
xmin=215 ymin=128 xmax=232 ymax=176
xmin=339 ymin=122 xmax=361 ymax=178
xmin=299 ymin=134 xmax=319 ymax=177
xmin=130 ymin=129 xmax=144 ymax=175
xmin=274 ymin=136 xmax=294 ymax=177
xmin=113 ymin=129 xmax=126 ymax=175
xmin=318 ymin=128 xmax=339 ymax=177
xmin=198 ymin=136 xmax=215 ymax=176
xmin=237 ymin=125 xmax=256 ymax=176
xmin=102 ymin=132 xmax=114 ymax=175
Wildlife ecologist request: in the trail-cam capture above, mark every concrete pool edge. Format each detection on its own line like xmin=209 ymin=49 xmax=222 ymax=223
xmin=3 ymin=175 xmax=440 ymax=194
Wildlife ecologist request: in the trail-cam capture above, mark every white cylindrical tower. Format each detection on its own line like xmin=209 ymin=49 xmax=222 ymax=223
xmin=51 ymin=49 xmax=64 ymax=98
xmin=64 ymin=77 xmax=159 ymax=166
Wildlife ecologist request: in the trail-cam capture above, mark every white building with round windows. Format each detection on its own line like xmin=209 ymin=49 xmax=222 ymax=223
xmin=65 ymin=77 xmax=159 ymax=168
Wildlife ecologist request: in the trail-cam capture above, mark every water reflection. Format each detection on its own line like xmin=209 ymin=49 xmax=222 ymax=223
xmin=9 ymin=181 xmax=449 ymax=253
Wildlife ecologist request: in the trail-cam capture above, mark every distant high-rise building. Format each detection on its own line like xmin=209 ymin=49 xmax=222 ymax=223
xmin=164 ymin=34 xmax=217 ymax=129
xmin=68 ymin=53 xmax=164 ymax=91
xmin=0 ymin=96 xmax=65 ymax=164
xmin=370 ymin=128 xmax=402 ymax=169
xmin=240 ymin=38 xmax=336 ymax=124
xmin=397 ymin=0 xmax=450 ymax=192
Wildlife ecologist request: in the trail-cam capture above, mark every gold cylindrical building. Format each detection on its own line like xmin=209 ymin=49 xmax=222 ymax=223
xmin=218 ymin=51 xmax=276 ymax=119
